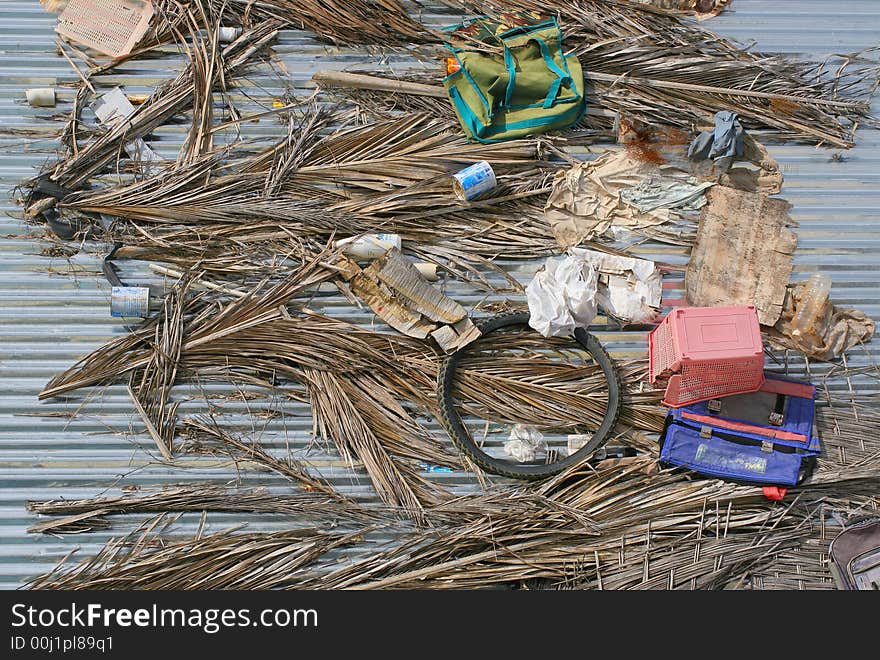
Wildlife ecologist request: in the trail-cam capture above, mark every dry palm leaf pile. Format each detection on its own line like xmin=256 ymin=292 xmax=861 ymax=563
xmin=20 ymin=0 xmax=879 ymax=589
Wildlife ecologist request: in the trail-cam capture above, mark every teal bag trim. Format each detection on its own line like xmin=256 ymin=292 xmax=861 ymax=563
xmin=449 ymin=83 xmax=586 ymax=144
xmin=448 ymin=86 xmax=486 ymax=140
xmin=443 ymin=16 xmax=586 ymax=143
xmin=445 ymin=53 xmax=494 ymax=118
xmin=503 ymin=46 xmax=517 ymax=109
xmin=531 ymin=36 xmax=571 ymax=108
xmin=496 ymin=17 xmax=559 ymax=40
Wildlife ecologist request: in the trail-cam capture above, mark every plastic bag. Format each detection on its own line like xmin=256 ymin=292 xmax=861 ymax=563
xmin=526 ymin=255 xmax=599 ymax=337
xmin=504 ymin=424 xmax=546 ymax=462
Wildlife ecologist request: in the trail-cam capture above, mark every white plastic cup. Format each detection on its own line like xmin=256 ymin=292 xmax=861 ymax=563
xmin=26 ymin=88 xmax=56 ymax=107
xmin=453 ymin=161 xmax=496 ymax=201
xmin=335 ymin=233 xmax=402 ymax=260
xmin=218 ymin=27 xmax=242 ymax=43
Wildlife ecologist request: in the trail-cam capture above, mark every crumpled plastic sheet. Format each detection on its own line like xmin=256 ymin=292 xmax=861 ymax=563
xmin=504 ymin=424 xmax=546 ymax=463
xmin=688 ymin=110 xmax=744 ymax=164
xmin=620 ymin=176 xmax=714 ymax=214
xmin=544 ymin=150 xmax=712 ymax=249
xmin=93 ymin=87 xmax=161 ymax=173
xmin=570 ymin=248 xmax=662 ymax=324
xmin=772 ymin=281 xmax=876 ymax=360
xmin=526 ymin=253 xmax=599 ymax=337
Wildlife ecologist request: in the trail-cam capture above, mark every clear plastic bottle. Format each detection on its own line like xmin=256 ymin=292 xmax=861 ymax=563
xmin=789 ymin=272 xmax=831 ymax=347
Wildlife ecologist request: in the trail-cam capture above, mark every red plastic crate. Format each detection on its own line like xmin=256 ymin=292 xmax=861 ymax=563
xmin=648 ymin=305 xmax=765 ymax=407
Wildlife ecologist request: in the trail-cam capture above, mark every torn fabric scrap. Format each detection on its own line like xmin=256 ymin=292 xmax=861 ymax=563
xmin=685 ymin=186 xmax=797 ymax=326
xmin=688 ymin=110 xmax=744 ymax=165
xmin=619 ymin=177 xmax=714 ymax=214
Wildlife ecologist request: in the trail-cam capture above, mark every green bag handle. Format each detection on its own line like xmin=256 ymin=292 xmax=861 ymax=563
xmin=502 ymin=36 xmax=572 ymax=110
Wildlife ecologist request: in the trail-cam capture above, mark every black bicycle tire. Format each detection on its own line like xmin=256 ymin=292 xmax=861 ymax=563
xmin=437 ymin=311 xmax=622 ymax=480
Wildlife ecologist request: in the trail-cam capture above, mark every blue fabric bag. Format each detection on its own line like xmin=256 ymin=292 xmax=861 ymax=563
xmin=659 ymin=374 xmax=820 ymax=487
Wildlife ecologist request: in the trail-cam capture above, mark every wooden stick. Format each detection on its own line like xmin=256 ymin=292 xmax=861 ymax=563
xmin=148 ymin=264 xmax=248 ymax=298
xmin=312 ymin=70 xmax=448 ymax=98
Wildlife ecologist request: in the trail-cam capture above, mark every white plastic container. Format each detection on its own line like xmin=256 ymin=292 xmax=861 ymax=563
xmin=335 ymin=233 xmax=401 ymax=260
xmin=218 ymin=26 xmax=242 ymax=42
xmin=26 ymin=88 xmax=56 ymax=107
xmin=453 ymin=161 xmax=497 ymax=201
xmin=414 ymin=262 xmax=439 ymax=281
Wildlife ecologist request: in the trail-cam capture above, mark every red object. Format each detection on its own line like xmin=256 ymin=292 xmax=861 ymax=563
xmin=649 ymin=305 xmax=765 ymax=407
xmin=679 ymin=412 xmax=808 ymax=444
xmin=445 ymin=57 xmax=461 ymax=75
xmin=763 ymin=486 xmax=787 ymax=501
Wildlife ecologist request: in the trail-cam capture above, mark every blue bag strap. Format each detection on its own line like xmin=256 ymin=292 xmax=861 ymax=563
xmin=503 ymin=46 xmax=517 ymax=111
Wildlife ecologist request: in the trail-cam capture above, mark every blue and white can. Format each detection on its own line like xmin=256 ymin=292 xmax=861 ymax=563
xmin=453 ymin=161 xmax=497 ymax=201
xmin=111 ymin=286 xmax=150 ymax=318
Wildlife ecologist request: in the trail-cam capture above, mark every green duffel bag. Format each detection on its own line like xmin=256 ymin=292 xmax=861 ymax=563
xmin=443 ymin=17 xmax=586 ymax=143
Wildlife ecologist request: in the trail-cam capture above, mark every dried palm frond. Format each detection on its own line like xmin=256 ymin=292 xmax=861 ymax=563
xmin=127 ymin=283 xmax=187 ymax=459
xmin=331 ymin=1 xmax=877 ymax=147
xmin=28 ymin=517 xmax=363 ymax=590
xmin=179 ymin=416 xmax=353 ymax=504
xmin=305 ymin=369 xmax=449 ymax=519
xmin=44 ymin=19 xmax=281 ymax=192
xmin=28 ymin=486 xmax=340 ymax=517
xmin=27 ymin=486 xmax=379 ymax=534
xmin=28 ymin=392 xmax=880 ymax=588
xmin=55 ymin=111 xmax=564 ymax=282
xmin=212 ymin=0 xmax=438 ymax=46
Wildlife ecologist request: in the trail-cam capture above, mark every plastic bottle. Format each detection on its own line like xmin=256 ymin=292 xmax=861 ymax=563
xmin=334 ymin=233 xmax=401 ymax=260
xmin=789 ymin=272 xmax=831 ymax=346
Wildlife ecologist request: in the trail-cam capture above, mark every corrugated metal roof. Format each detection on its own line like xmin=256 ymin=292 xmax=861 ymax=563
xmin=1 ymin=0 xmax=878 ymax=589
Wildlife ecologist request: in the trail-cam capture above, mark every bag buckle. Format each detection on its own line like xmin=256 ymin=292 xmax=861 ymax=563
xmin=768 ymin=411 xmax=784 ymax=426
xmin=699 ymin=426 xmax=712 ymax=439
xmin=707 ymin=399 xmax=722 ymax=414
xmin=761 ymin=440 xmax=774 ymax=453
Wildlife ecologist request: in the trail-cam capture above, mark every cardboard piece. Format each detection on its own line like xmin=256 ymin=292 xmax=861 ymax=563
xmin=343 ymin=249 xmax=478 ymax=352
xmin=685 ymin=186 xmax=797 ymax=326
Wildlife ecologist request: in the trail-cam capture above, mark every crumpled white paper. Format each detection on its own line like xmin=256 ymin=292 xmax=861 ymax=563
xmin=526 ymin=255 xmax=599 ymax=337
xmin=504 ymin=424 xmax=546 ymax=463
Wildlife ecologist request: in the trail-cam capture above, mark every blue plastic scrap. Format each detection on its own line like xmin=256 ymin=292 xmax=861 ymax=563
xmin=688 ymin=110 xmax=744 ymax=163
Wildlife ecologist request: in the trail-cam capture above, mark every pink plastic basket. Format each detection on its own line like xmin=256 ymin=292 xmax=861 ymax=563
xmin=648 ymin=305 xmax=765 ymax=407
xmin=55 ymin=0 xmax=154 ymax=58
